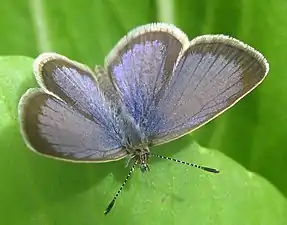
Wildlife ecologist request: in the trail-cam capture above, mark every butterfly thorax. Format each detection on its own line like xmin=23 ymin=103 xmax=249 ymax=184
xmin=120 ymin=112 xmax=151 ymax=172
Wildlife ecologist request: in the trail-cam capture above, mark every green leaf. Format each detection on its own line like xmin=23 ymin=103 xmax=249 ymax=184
xmin=0 ymin=56 xmax=286 ymax=225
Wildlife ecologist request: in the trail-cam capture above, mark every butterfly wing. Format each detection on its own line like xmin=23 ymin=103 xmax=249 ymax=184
xmin=106 ymin=23 xmax=189 ymax=136
xmin=147 ymin=35 xmax=269 ymax=145
xmin=106 ymin=23 xmax=268 ymax=146
xmin=18 ymin=53 xmax=127 ymax=162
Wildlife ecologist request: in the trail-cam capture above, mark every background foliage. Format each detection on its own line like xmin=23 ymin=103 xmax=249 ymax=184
xmin=0 ymin=0 xmax=287 ymax=224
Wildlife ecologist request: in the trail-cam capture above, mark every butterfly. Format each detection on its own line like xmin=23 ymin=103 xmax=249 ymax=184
xmin=18 ymin=23 xmax=269 ymax=214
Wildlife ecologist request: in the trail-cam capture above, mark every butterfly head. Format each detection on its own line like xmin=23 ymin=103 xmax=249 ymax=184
xmin=130 ymin=146 xmax=150 ymax=173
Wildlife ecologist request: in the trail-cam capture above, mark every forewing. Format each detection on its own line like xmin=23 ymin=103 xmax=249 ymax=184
xmin=147 ymin=35 xmax=269 ymax=145
xmin=18 ymin=90 xmax=126 ymax=162
xmin=19 ymin=53 xmax=129 ymax=161
xmin=105 ymin=23 xmax=189 ymax=131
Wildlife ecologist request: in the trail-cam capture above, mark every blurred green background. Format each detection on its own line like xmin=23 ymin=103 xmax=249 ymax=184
xmin=1 ymin=0 xmax=287 ymax=224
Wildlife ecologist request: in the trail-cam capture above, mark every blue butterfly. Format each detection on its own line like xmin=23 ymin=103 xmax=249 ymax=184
xmin=18 ymin=23 xmax=269 ymax=214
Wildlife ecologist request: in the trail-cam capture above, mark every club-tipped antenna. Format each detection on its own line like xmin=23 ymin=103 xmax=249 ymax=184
xmin=104 ymin=162 xmax=137 ymax=215
xmin=150 ymin=153 xmax=219 ymax=173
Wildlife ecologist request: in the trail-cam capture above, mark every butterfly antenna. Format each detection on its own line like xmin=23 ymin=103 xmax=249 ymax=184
xmin=104 ymin=162 xmax=137 ymax=215
xmin=150 ymin=153 xmax=219 ymax=173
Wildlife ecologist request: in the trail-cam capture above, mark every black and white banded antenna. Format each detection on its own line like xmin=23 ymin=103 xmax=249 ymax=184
xmin=150 ymin=153 xmax=219 ymax=173
xmin=104 ymin=162 xmax=137 ymax=215
xmin=104 ymin=153 xmax=219 ymax=215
